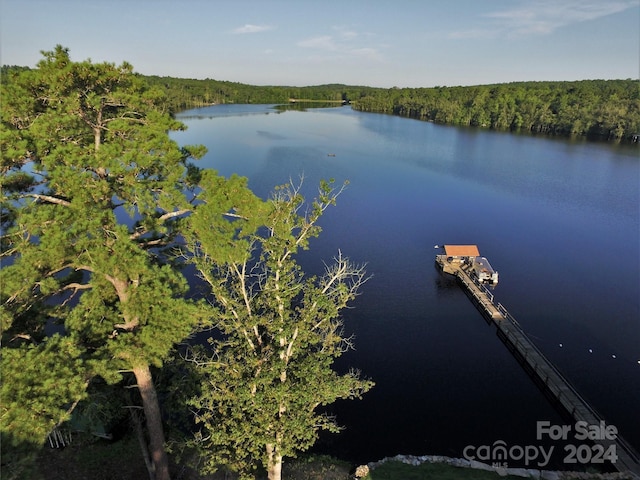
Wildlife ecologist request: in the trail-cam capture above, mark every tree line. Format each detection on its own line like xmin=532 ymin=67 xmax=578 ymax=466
xmin=5 ymin=62 xmax=638 ymax=141
xmin=139 ymin=74 xmax=640 ymax=141
xmin=140 ymin=74 xmax=379 ymax=113
xmin=351 ymin=80 xmax=640 ymax=141
xmin=1 ymin=47 xmax=372 ymax=480
xmin=138 ymin=75 xmax=640 ymax=142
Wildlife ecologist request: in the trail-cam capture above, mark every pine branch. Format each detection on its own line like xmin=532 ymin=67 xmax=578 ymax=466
xmin=129 ymin=208 xmax=191 ymax=240
xmin=24 ymin=194 xmax=71 ymax=207
xmin=222 ymin=211 xmax=249 ymax=220
xmin=157 ymin=208 xmax=191 ymax=222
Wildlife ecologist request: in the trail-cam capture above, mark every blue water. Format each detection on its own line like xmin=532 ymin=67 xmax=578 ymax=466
xmin=173 ymin=105 xmax=640 ymax=467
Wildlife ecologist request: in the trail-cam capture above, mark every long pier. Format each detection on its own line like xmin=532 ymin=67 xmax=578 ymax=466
xmin=436 ymin=254 xmax=640 ymax=477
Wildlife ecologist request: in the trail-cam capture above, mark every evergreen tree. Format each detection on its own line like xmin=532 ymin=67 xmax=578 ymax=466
xmin=1 ymin=46 xmax=207 ymax=480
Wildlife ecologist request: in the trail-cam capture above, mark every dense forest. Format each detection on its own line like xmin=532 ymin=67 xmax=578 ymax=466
xmin=140 ymin=74 xmax=640 ymax=141
xmin=141 ymin=74 xmax=378 ymax=111
xmin=2 ymin=64 xmax=638 ymax=140
xmin=352 ymin=80 xmax=640 ymax=140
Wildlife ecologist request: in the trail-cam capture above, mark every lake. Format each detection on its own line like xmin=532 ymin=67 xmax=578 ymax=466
xmin=173 ymin=104 xmax=639 ymax=469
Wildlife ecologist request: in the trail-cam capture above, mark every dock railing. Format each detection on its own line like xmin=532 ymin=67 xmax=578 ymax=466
xmin=494 ymin=301 xmax=640 ymax=467
xmin=495 ymin=300 xmax=597 ymax=416
xmin=437 ymin=256 xmax=640 ymax=473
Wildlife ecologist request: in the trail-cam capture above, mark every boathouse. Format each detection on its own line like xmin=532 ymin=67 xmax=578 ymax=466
xmin=438 ymin=245 xmax=498 ymax=284
xmin=443 ymin=244 xmax=480 ymax=258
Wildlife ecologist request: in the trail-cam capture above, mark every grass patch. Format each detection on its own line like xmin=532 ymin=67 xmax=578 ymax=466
xmin=33 ymin=436 xmax=533 ymax=480
xmin=366 ymin=461 xmax=525 ymax=480
xmin=283 ymin=454 xmax=352 ymax=480
xmin=34 ymin=438 xmax=352 ymax=480
xmin=36 ymin=435 xmax=149 ymax=480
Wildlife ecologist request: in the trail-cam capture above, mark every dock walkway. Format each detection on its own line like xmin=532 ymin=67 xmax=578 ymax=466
xmin=435 ymin=254 xmax=640 ymax=477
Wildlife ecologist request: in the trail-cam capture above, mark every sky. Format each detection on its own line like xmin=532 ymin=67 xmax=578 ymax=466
xmin=1 ymin=0 xmax=639 ymax=88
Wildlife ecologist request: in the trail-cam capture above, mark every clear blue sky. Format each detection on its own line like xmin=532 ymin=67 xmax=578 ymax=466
xmin=1 ymin=0 xmax=638 ymax=88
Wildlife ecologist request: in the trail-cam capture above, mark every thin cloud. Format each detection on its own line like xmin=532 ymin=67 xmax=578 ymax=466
xmin=348 ymin=47 xmax=383 ymax=61
xmin=332 ymin=25 xmax=359 ymax=40
xmin=298 ymin=35 xmax=338 ymax=51
xmin=449 ymin=0 xmax=636 ymax=39
xmin=232 ymin=24 xmax=274 ymax=34
xmin=298 ymin=27 xmax=383 ymax=61
xmin=448 ymin=28 xmax=498 ymax=40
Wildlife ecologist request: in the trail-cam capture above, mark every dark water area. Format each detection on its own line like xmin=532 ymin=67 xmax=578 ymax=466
xmin=173 ymin=105 xmax=639 ymax=469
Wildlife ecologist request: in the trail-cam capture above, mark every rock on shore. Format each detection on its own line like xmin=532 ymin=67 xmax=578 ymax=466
xmin=363 ymin=454 xmax=639 ymax=480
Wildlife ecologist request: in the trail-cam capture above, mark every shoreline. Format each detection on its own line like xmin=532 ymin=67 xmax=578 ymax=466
xmin=363 ymin=454 xmax=639 ymax=480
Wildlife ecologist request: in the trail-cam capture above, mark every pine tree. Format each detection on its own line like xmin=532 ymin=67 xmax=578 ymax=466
xmin=1 ymin=46 xmax=207 ymax=480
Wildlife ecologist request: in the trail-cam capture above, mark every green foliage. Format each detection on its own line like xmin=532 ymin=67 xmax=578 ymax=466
xmin=8 ymin=62 xmax=636 ymax=140
xmin=4 ymin=47 xmax=370 ymax=480
xmin=0 ymin=335 xmax=89 ymax=480
xmin=0 ymin=46 xmax=211 ymax=478
xmin=1 ymin=336 xmax=88 ymax=446
xmin=140 ymin=74 xmax=376 ymax=113
xmin=353 ymin=80 xmax=640 ymax=140
xmin=137 ymin=72 xmax=640 ymax=141
xmin=1 ymin=43 xmax=204 ymax=361
xmin=184 ymin=180 xmax=373 ymax=479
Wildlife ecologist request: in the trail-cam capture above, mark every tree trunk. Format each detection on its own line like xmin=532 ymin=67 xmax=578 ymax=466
xmin=266 ymin=444 xmax=282 ymax=480
xmin=132 ymin=364 xmax=171 ymax=480
xmin=131 ymin=407 xmax=155 ymax=480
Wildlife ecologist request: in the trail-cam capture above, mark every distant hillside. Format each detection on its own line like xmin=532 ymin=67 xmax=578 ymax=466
xmin=2 ymin=65 xmax=637 ymax=140
xmin=124 ymin=75 xmax=640 ymax=141
xmin=141 ymin=74 xmax=378 ymax=112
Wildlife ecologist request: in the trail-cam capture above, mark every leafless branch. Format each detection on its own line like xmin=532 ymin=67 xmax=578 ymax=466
xmin=157 ymin=208 xmax=191 ymax=223
xmin=221 ymin=211 xmax=249 ymax=220
xmin=10 ymin=333 xmax=35 ymax=343
xmin=62 ymin=282 xmax=92 ymax=292
xmin=60 ymin=282 xmax=93 ymax=307
xmin=181 ymin=346 xmax=221 ymax=367
xmin=129 ymin=208 xmax=192 ymax=240
xmin=24 ymin=193 xmax=71 ymax=207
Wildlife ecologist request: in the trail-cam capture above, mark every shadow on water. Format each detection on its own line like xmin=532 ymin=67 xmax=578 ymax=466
xmin=274 ymin=102 xmax=348 ymax=112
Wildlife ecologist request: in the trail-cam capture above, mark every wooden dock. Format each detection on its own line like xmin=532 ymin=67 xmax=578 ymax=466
xmin=436 ymin=254 xmax=640 ymax=477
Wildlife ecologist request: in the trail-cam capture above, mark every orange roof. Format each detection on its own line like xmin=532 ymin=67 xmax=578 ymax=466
xmin=444 ymin=245 xmax=480 ymax=257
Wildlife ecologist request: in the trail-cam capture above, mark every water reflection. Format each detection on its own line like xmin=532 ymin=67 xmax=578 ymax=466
xmin=171 ymin=105 xmax=640 ymax=466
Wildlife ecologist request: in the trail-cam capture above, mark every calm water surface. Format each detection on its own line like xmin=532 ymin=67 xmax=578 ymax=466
xmin=174 ymin=105 xmax=639 ymax=467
